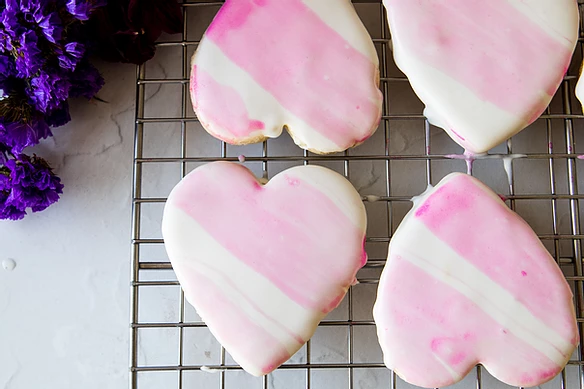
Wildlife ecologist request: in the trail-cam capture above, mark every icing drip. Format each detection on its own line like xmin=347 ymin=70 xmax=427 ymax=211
xmin=444 ymin=152 xmax=526 ymax=183
xmin=444 ymin=151 xmax=483 ymax=175
xmin=502 ymin=157 xmax=514 ymax=188
xmin=200 ymin=366 xmax=225 ymax=374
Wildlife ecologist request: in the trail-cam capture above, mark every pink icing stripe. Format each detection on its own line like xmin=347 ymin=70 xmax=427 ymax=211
xmin=174 ymin=262 xmax=292 ymax=373
xmin=169 ymin=163 xmax=365 ymax=312
xmin=414 ymin=174 xmax=577 ymax=343
xmin=205 ymin=0 xmax=381 ymax=148
xmin=387 ymin=0 xmax=572 ymax=119
xmin=376 ymin=256 xmax=564 ymax=387
xmin=191 ymin=66 xmax=265 ymax=139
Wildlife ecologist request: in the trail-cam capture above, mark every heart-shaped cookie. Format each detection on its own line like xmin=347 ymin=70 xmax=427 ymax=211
xmin=373 ymin=173 xmax=578 ymax=388
xmin=190 ymin=0 xmax=383 ymax=154
xmin=162 ymin=162 xmax=367 ymax=375
xmin=383 ymin=0 xmax=579 ymax=153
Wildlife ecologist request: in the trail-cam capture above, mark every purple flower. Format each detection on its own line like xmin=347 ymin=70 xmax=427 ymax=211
xmin=0 ymin=144 xmax=8 ymax=165
xmin=46 ymin=102 xmax=71 ymax=127
xmin=0 ymin=119 xmax=52 ymax=154
xmin=0 ymin=54 xmax=15 ymax=80
xmin=0 ymin=192 xmax=26 ymax=220
xmin=1 ymin=0 xmax=21 ymax=35
xmin=15 ymin=31 xmax=44 ymax=78
xmin=16 ymin=0 xmax=62 ymax=43
xmin=0 ymin=30 xmax=12 ymax=52
xmin=0 ymin=55 xmax=14 ymax=99
xmin=0 ymin=169 xmax=9 ymax=191
xmin=37 ymin=12 xmax=62 ymax=43
xmin=69 ymin=61 xmax=104 ymax=99
xmin=56 ymin=42 xmax=85 ymax=71
xmin=19 ymin=0 xmax=48 ymax=15
xmin=0 ymin=153 xmax=63 ymax=220
xmin=0 ymin=54 xmax=14 ymax=73
xmin=27 ymin=70 xmax=72 ymax=112
xmin=0 ymin=1 xmax=21 ymax=51
xmin=66 ymin=0 xmax=106 ymax=21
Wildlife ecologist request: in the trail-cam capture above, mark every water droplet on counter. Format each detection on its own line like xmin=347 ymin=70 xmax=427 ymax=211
xmin=238 ymin=155 xmax=246 ymax=163
xmin=2 ymin=259 xmax=16 ymax=272
xmin=365 ymin=195 xmax=380 ymax=203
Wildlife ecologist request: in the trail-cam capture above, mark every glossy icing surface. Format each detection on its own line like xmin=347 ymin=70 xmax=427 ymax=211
xmin=373 ymin=173 xmax=578 ymax=388
xmin=162 ymin=162 xmax=367 ymax=376
xmin=384 ymin=0 xmax=579 ymax=153
xmin=190 ymin=0 xmax=383 ymax=154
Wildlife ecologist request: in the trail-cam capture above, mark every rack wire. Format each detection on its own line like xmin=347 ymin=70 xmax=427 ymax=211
xmin=130 ymin=1 xmax=584 ymax=388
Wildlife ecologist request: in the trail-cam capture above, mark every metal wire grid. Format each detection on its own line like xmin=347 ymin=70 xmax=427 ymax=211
xmin=130 ymin=1 xmax=584 ymax=388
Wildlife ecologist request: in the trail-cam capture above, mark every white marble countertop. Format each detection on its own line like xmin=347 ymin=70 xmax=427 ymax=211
xmin=0 ymin=60 xmax=135 ymax=389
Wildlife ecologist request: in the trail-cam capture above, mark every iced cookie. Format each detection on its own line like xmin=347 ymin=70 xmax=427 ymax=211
xmin=162 ymin=162 xmax=367 ymax=375
xmin=383 ymin=0 xmax=579 ymax=153
xmin=576 ymin=62 xmax=584 ymax=113
xmin=190 ymin=0 xmax=383 ymax=154
xmin=373 ymin=173 xmax=578 ymax=388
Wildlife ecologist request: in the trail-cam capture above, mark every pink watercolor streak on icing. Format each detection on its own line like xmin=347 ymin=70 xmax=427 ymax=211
xmin=376 ymin=256 xmax=564 ymax=387
xmin=185 ymin=260 xmax=306 ymax=346
xmin=413 ymin=174 xmax=577 ymax=343
xmin=451 ymin=129 xmax=466 ymax=141
xmin=191 ymin=65 xmax=265 ymax=138
xmin=387 ymin=0 xmax=571 ymax=119
xmin=174 ymin=262 xmax=292 ymax=373
xmin=170 ymin=163 xmax=365 ymax=312
xmin=205 ymin=0 xmax=381 ymax=148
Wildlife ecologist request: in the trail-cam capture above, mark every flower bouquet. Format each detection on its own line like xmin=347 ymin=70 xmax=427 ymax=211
xmin=0 ymin=0 xmax=105 ymax=220
xmin=0 ymin=0 xmax=183 ymax=221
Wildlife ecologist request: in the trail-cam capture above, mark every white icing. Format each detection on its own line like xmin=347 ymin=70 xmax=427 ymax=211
xmin=577 ymin=63 xmax=584 ymax=112
xmin=200 ymin=366 xmax=225 ymax=373
xmin=285 ymin=166 xmax=366 ymax=231
xmin=396 ymin=55 xmax=522 ymax=154
xmin=365 ymin=195 xmax=380 ymax=203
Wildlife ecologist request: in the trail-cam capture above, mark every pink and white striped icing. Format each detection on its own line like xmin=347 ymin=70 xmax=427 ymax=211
xmin=383 ymin=0 xmax=579 ymax=154
xmin=373 ymin=173 xmax=578 ymax=388
xmin=190 ymin=0 xmax=383 ymax=154
xmin=162 ymin=162 xmax=367 ymax=376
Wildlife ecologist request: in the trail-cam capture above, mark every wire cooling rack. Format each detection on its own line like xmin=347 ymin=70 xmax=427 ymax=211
xmin=130 ymin=1 xmax=584 ymax=388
